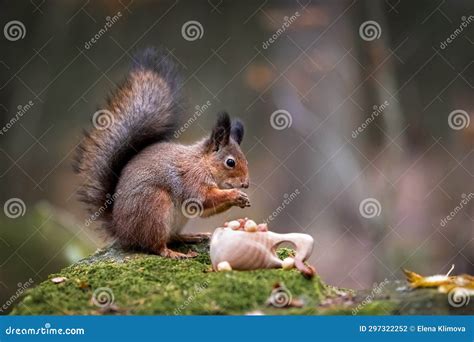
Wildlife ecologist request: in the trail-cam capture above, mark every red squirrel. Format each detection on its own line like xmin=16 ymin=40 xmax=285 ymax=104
xmin=74 ymin=48 xmax=250 ymax=258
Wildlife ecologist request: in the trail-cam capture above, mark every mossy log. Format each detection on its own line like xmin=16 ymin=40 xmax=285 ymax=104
xmin=11 ymin=240 xmax=474 ymax=315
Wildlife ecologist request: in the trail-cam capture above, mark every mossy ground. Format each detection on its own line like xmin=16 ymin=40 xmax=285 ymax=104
xmin=11 ymin=242 xmax=472 ymax=315
xmin=12 ymin=244 xmax=333 ymax=315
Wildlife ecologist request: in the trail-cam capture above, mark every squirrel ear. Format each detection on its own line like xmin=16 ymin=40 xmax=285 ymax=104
xmin=208 ymin=111 xmax=231 ymax=152
xmin=231 ymin=119 xmax=244 ymax=145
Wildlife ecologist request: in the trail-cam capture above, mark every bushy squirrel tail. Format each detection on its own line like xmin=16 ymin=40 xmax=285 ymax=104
xmin=73 ymin=47 xmax=183 ymax=223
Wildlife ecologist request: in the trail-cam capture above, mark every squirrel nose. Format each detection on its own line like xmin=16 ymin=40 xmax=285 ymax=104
xmin=241 ymin=181 xmax=249 ymax=188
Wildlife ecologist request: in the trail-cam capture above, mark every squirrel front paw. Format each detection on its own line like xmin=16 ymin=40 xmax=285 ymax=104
xmin=232 ymin=190 xmax=251 ymax=208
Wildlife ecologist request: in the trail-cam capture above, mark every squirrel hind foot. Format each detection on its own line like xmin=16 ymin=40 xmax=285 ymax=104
xmin=159 ymin=247 xmax=198 ymax=259
xmin=170 ymin=233 xmax=212 ymax=244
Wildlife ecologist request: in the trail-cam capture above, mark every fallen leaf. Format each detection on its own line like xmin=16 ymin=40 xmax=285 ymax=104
xmin=403 ymin=269 xmax=474 ymax=290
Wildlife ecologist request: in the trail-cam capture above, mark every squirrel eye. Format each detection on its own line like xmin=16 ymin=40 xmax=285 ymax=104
xmin=225 ymin=158 xmax=236 ymax=168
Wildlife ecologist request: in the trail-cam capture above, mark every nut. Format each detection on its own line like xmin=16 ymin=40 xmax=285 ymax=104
xmin=244 ymin=219 xmax=258 ymax=232
xmin=217 ymin=261 xmax=232 ymax=272
xmin=282 ymin=257 xmax=295 ymax=270
xmin=227 ymin=220 xmax=241 ymax=230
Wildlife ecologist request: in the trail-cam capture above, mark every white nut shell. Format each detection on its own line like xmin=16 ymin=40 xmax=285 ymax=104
xmin=282 ymin=257 xmax=295 ymax=270
xmin=227 ymin=220 xmax=241 ymax=230
xmin=217 ymin=261 xmax=232 ymax=272
xmin=244 ymin=219 xmax=258 ymax=232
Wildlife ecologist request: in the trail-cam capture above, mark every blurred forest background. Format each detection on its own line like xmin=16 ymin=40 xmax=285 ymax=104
xmin=0 ymin=0 xmax=473 ymax=312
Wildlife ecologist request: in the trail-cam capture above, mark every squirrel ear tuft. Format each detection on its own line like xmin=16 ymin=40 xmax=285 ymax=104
xmin=208 ymin=111 xmax=231 ymax=152
xmin=231 ymin=119 xmax=244 ymax=145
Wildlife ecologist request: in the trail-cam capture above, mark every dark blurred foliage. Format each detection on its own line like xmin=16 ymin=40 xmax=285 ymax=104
xmin=0 ymin=0 xmax=472 ymax=312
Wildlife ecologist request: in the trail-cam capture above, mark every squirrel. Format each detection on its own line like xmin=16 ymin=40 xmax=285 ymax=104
xmin=74 ymin=48 xmax=250 ymax=259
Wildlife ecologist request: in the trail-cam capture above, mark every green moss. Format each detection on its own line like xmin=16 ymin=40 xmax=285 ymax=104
xmin=276 ymin=248 xmax=295 ymax=260
xmin=319 ymin=300 xmax=398 ymax=315
xmin=12 ymin=245 xmax=331 ymax=315
xmin=13 ymin=243 xmax=468 ymax=315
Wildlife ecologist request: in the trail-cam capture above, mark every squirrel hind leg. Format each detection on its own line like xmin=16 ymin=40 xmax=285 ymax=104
xmin=113 ymin=186 xmax=178 ymax=255
xmin=170 ymin=233 xmax=212 ymax=244
xmin=159 ymin=247 xmax=198 ymax=259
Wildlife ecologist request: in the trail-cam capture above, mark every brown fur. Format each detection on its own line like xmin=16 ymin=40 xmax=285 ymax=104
xmin=74 ymin=48 xmax=250 ymax=257
xmin=112 ymin=134 xmax=250 ymax=256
